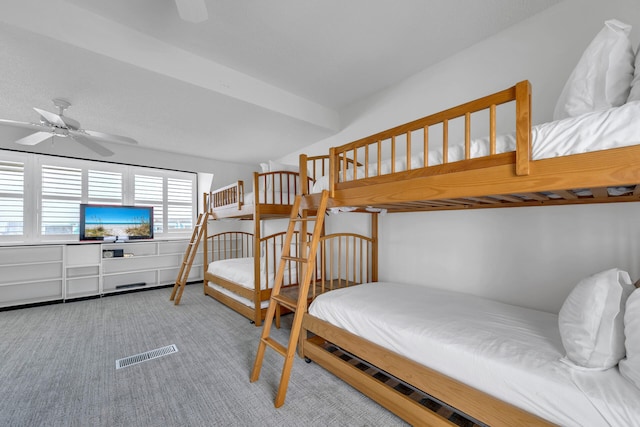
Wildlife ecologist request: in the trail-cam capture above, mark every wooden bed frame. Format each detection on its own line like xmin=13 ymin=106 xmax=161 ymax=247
xmin=296 ymin=80 xmax=640 ymax=425
xmin=207 ymin=170 xmax=308 ymax=220
xmin=203 ymin=169 xmax=309 ymax=325
xmin=203 ymin=159 xmax=369 ymax=325
xmin=203 ymin=230 xmax=305 ymax=325
xmin=302 ymin=80 xmax=640 ymax=212
xmin=203 ymin=227 xmax=378 ymax=326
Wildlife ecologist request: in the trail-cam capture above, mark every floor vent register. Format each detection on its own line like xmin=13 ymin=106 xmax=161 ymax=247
xmin=115 ymin=344 xmax=179 ymax=369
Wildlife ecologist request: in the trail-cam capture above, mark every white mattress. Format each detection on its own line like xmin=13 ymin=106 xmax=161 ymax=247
xmin=207 ymin=282 xmax=270 ymax=309
xmin=312 ymin=101 xmax=640 ymax=193
xmin=308 ymin=282 xmax=640 ymax=426
xmin=206 ymin=257 xmax=297 ymax=309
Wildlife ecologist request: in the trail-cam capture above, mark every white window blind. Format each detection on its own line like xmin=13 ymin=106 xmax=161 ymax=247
xmin=88 ymin=170 xmax=122 ymax=204
xmin=0 ymin=161 xmax=24 ymax=236
xmin=135 ymin=174 xmax=164 ymax=234
xmin=168 ymin=177 xmax=193 ymax=231
xmin=41 ymin=165 xmax=82 ymax=236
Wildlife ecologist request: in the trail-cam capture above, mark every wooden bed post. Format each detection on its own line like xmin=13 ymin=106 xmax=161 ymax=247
xmin=203 ymin=192 xmax=210 ymax=295
xmin=299 ymin=154 xmax=308 ymax=195
xmin=253 ymin=172 xmax=263 ymax=326
xmin=329 ymin=147 xmax=337 ymax=198
xmin=371 ymin=212 xmax=378 ymax=282
xmin=515 ymin=80 xmax=531 ymax=176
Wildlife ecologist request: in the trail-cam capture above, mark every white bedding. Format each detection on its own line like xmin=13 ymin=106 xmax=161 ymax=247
xmin=308 ymin=282 xmax=640 ymax=427
xmin=207 ymin=282 xmax=270 ymax=309
xmin=207 ymin=257 xmax=297 ymax=309
xmin=312 ymin=101 xmax=640 ymax=193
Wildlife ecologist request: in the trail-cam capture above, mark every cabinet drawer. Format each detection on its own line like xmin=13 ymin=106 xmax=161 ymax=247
xmin=67 ymin=265 xmax=100 ymax=278
xmin=0 ymin=280 xmax=63 ymax=307
xmin=0 ymin=262 xmax=63 ymax=285
xmin=0 ymin=245 xmax=63 ymax=266
xmin=66 ymin=277 xmax=99 ymax=297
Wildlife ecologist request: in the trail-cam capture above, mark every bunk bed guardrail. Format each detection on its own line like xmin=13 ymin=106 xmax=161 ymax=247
xmin=206 ymin=171 xmax=317 ymax=213
xmin=326 ymin=80 xmax=532 ymax=198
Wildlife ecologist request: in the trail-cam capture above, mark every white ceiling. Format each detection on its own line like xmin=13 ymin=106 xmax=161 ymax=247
xmin=0 ymin=0 xmax=561 ymax=165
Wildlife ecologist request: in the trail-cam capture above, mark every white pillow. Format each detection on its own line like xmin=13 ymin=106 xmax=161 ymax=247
xmin=558 ymin=268 xmax=634 ymax=370
xmin=554 ymin=19 xmax=634 ymax=120
xmin=620 ymin=289 xmax=640 ymax=388
xmin=259 ymin=162 xmax=270 ymax=173
xmin=627 ymin=41 xmax=640 ymax=102
xmin=268 ymin=160 xmax=298 ymax=173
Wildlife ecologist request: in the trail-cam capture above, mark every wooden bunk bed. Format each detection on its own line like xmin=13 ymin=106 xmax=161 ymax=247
xmin=292 ymin=80 xmax=640 ymax=426
xmin=203 ymin=225 xmax=378 ymax=326
xmin=203 ymin=163 xmax=373 ymax=326
xmin=202 ymin=169 xmax=305 ymax=325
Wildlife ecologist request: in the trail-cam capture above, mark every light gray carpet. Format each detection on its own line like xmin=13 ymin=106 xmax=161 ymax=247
xmin=0 ymin=286 xmax=406 ymax=427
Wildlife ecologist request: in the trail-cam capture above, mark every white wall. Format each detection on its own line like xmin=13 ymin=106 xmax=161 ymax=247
xmin=281 ymin=0 xmax=640 ymax=313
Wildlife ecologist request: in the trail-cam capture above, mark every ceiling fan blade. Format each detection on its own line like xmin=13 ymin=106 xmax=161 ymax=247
xmin=84 ymin=130 xmax=138 ymax=145
xmin=0 ymin=118 xmax=48 ymax=132
xmin=33 ymin=107 xmax=68 ymax=128
xmin=15 ymin=131 xmax=53 ymax=146
xmin=71 ymin=134 xmax=114 ymax=157
xmin=175 ymin=0 xmax=208 ymax=23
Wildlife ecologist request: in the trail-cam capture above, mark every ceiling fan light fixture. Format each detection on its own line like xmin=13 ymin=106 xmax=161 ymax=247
xmin=0 ymin=99 xmax=137 ymax=157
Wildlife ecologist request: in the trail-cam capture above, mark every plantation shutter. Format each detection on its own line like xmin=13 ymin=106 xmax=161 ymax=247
xmin=0 ymin=161 xmax=24 ymax=236
xmin=88 ymin=170 xmax=122 ymax=204
xmin=167 ymin=177 xmax=193 ymax=231
xmin=135 ymin=174 xmax=164 ymax=234
xmin=41 ymin=165 xmax=82 ymax=236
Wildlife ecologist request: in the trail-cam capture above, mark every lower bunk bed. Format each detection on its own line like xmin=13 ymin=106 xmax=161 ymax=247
xmin=204 ymin=226 xmax=377 ymax=326
xmin=301 ymin=280 xmax=640 ymax=427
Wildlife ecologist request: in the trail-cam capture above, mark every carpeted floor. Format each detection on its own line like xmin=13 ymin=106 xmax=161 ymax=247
xmin=0 ymin=286 xmax=408 ymax=426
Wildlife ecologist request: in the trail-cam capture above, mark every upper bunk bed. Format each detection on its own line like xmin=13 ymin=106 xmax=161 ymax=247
xmin=300 ymin=79 xmax=640 ymax=213
xmin=206 ymin=166 xmax=310 ymax=220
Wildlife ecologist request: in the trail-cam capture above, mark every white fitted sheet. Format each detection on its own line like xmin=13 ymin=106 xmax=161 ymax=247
xmin=206 ymin=258 xmax=297 ymax=309
xmin=312 ymin=101 xmax=640 ymax=193
xmin=207 ymin=282 xmax=269 ymax=309
xmin=308 ymin=282 xmax=640 ymax=427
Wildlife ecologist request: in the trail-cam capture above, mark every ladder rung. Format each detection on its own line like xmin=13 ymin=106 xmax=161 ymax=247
xmin=292 ymin=216 xmax=318 ymax=222
xmin=281 ymin=255 xmax=307 ymax=263
xmin=271 ymin=294 xmax=298 ymax=311
xmin=262 ymin=337 xmax=287 ymax=357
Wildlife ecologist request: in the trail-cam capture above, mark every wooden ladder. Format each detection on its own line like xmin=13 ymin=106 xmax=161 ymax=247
xmin=170 ymin=211 xmax=209 ymax=305
xmin=250 ymin=190 xmax=329 ymax=407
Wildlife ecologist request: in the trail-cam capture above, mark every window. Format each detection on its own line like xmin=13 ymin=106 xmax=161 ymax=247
xmin=168 ymin=177 xmax=194 ymax=231
xmin=41 ymin=164 xmax=82 ymax=237
xmin=135 ymin=174 xmax=164 ymax=234
xmin=0 ymin=149 xmax=196 ymax=243
xmin=0 ymin=160 xmax=24 ymax=236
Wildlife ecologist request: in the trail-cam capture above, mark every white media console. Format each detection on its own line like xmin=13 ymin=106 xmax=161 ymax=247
xmin=0 ymin=239 xmax=203 ymax=309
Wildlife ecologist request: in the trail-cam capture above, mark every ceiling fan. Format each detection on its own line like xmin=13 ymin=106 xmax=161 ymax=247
xmin=0 ymin=98 xmax=138 ymax=157
xmin=175 ymin=0 xmax=208 ymax=23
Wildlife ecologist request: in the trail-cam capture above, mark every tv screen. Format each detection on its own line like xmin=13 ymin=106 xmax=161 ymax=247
xmin=80 ymin=204 xmax=153 ymax=242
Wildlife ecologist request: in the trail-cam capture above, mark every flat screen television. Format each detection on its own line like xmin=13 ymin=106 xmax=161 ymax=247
xmin=79 ymin=204 xmax=153 ymax=242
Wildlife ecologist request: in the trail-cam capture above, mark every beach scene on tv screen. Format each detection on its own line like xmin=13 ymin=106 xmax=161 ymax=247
xmin=84 ymin=206 xmax=151 ymax=238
